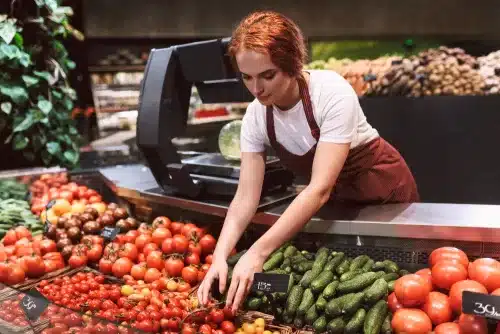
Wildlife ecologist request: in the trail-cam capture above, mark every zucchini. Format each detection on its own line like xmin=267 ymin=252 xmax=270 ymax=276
xmin=363 ymin=300 xmax=388 ymax=334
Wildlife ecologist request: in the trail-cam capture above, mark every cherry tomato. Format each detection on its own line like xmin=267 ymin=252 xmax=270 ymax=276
xmin=391 ymin=308 xmax=432 ymax=334
xmin=432 ymin=260 xmax=468 ymax=290
xmin=394 ymin=274 xmax=431 ymax=307
xmin=449 ymin=280 xmax=488 ymax=313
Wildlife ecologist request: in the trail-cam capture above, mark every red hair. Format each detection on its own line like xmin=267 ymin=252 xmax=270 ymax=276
xmin=228 ymin=11 xmax=308 ymax=77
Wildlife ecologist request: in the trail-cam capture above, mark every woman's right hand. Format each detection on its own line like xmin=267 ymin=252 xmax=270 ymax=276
xmin=197 ymin=256 xmax=228 ymax=305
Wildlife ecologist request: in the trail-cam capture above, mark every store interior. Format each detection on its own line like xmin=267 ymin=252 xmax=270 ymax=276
xmin=1 ymin=1 xmax=500 ymax=333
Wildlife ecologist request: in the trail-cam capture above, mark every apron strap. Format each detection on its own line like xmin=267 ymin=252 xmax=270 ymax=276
xmin=265 ymin=73 xmax=320 ymax=147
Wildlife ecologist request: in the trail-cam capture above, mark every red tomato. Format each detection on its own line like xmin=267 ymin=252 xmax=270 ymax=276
xmin=118 ymin=243 xmax=138 ymax=261
xmin=173 ymin=235 xmax=189 ymax=253
xmin=58 ymin=190 xmax=73 ymax=202
xmin=388 ymin=292 xmax=403 ymax=313
xmin=429 ymin=247 xmax=469 ymax=268
xmin=185 ymin=252 xmax=200 ymax=265
xmin=394 ymin=274 xmax=432 ymax=307
xmin=99 ymin=257 xmax=114 ymax=274
xmin=86 ymin=244 xmax=103 ymax=262
xmin=144 ymin=268 xmax=162 ymax=283
xmin=170 ymin=222 xmax=184 ymax=235
xmin=152 ymin=227 xmax=172 ymax=246
xmin=177 ymin=281 xmax=191 ymax=292
xmin=131 ymin=263 xmax=147 ymax=280
xmin=205 ymin=254 xmax=213 ymax=264
xmin=421 ymin=291 xmax=452 ymax=326
xmin=14 ymin=226 xmax=32 ymax=241
xmin=199 ymin=324 xmax=213 ymax=334
xmin=161 ymin=238 xmax=174 ymax=254
xmin=135 ymin=234 xmax=153 ymax=251
xmin=458 ymin=314 xmax=488 ymax=334
xmin=391 ymin=308 xmax=432 ymax=334
xmin=24 ymin=254 xmax=46 ymax=278
xmin=2 ymin=230 xmax=18 ymax=246
xmin=6 ymin=264 xmax=25 ymax=284
xmin=199 ymin=234 xmax=216 ymax=254
xmin=415 ymin=268 xmax=433 ymax=288
xmin=209 ymin=309 xmax=225 ymax=324
xmin=39 ymin=239 xmax=57 ymax=255
xmin=435 ymin=322 xmax=461 ymax=334
xmin=165 ymin=257 xmax=184 ymax=277
xmin=112 ymin=257 xmax=133 ymax=278
xmin=68 ymin=254 xmax=88 ymax=268
xmin=142 ymin=243 xmax=159 ymax=257
xmin=181 ymin=266 xmax=199 ymax=285
xmin=147 ymin=251 xmax=165 ymax=270
xmin=449 ymin=280 xmax=488 ymax=313
xmin=220 ymin=321 xmax=236 ymax=334
xmin=188 ymin=242 xmax=202 ymax=256
xmin=468 ymin=258 xmax=500 ymax=292
xmin=432 ymin=261 xmax=468 ymax=290
xmin=152 ymin=216 xmax=171 ymax=229
xmin=492 ymin=288 xmax=500 ymax=296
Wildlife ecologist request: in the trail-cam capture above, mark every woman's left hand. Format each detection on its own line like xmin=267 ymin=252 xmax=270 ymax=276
xmin=225 ymin=247 xmax=266 ymax=313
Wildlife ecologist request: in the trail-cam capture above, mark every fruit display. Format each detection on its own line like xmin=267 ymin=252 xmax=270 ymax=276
xmin=232 ymin=244 xmax=410 ymax=333
xmin=0 ymin=178 xmax=28 ymax=200
xmin=388 ymin=246 xmax=500 ymax=333
xmin=237 ymin=317 xmax=280 ymax=334
xmin=308 ymin=45 xmax=500 ymax=97
xmin=478 ymin=50 xmax=500 ymax=95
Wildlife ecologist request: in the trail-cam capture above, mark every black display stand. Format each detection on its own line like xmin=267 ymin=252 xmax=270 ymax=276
xmin=361 ymin=95 xmax=500 ymax=205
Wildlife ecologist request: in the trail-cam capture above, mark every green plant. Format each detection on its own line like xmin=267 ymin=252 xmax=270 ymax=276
xmin=0 ymin=0 xmax=84 ymax=168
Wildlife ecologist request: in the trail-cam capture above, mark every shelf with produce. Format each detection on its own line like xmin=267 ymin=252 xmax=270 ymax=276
xmin=88 ymin=65 xmax=146 ymax=73
xmin=0 ymin=167 xmax=500 ymax=333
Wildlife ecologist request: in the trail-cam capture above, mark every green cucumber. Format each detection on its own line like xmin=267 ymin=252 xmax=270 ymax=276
xmin=315 ymin=294 xmax=327 ymax=312
xmin=381 ymin=314 xmax=393 ymax=334
xmin=383 ymin=260 xmax=400 ymax=273
xmin=340 ymin=269 xmax=364 ymax=282
xmin=263 ymin=252 xmax=284 ymax=271
xmin=336 ymin=258 xmax=351 ymax=275
xmin=285 ymin=285 xmax=304 ymax=316
xmin=364 ymin=278 xmax=389 ymax=305
xmin=349 ymin=255 xmax=370 ymax=271
xmin=324 ymin=252 xmax=345 ymax=272
xmin=382 ymin=273 xmax=400 ymax=282
xmin=312 ymin=315 xmax=327 ymax=333
xmin=297 ymin=288 xmax=315 ymax=316
xmin=363 ymin=300 xmax=388 ymax=334
xmin=293 ymin=316 xmax=305 ymax=329
xmin=245 ymin=297 xmax=262 ymax=310
xmin=322 ymin=280 xmax=340 ymax=300
xmin=342 ymin=292 xmax=365 ymax=315
xmin=304 ymin=305 xmax=318 ymax=325
xmin=337 ymin=272 xmax=378 ymax=294
xmin=362 ymin=258 xmax=375 ymax=272
xmin=372 ymin=261 xmax=386 ymax=271
xmin=326 ymin=316 xmax=346 ymax=334
xmin=388 ymin=280 xmax=396 ymax=292
xmin=283 ymin=245 xmax=298 ymax=258
xmin=325 ymin=293 xmax=354 ymax=317
xmin=310 ymin=270 xmax=335 ymax=294
xmin=344 ymin=308 xmax=366 ymax=334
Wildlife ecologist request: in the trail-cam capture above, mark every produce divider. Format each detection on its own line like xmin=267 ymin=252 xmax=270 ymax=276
xmin=1 ymin=168 xmax=500 ymax=332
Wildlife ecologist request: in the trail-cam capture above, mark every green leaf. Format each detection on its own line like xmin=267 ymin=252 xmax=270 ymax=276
xmin=34 ymin=0 xmax=44 ymax=6
xmin=52 ymin=90 xmax=62 ymax=99
xmin=68 ymin=126 xmax=78 ymax=135
xmin=13 ymin=113 xmax=34 ymax=132
xmin=0 ymin=44 xmax=19 ymax=59
xmin=55 ymin=7 xmax=74 ymax=16
xmin=46 ymin=141 xmax=60 ymax=155
xmin=18 ymin=53 xmax=31 ymax=67
xmin=37 ymin=99 xmax=52 ymax=114
xmin=22 ymin=75 xmax=39 ymax=87
xmin=0 ymin=20 xmax=17 ymax=44
xmin=44 ymin=0 xmax=58 ymax=11
xmin=63 ymin=150 xmax=78 ymax=164
xmin=13 ymin=133 xmax=29 ymax=150
xmin=48 ymin=14 xmax=65 ymax=24
xmin=62 ymin=97 xmax=73 ymax=110
xmin=34 ymin=71 xmax=52 ymax=82
xmin=41 ymin=149 xmax=51 ymax=165
xmin=60 ymin=86 xmax=77 ymax=100
xmin=65 ymin=60 xmax=76 ymax=70
xmin=0 ymin=86 xmax=29 ymax=104
xmin=13 ymin=33 xmax=23 ymax=47
xmin=1 ymin=102 xmax=11 ymax=114
xmin=22 ymin=150 xmax=35 ymax=162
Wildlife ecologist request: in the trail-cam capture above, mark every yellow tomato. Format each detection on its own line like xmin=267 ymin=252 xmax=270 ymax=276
xmin=272 ymin=331 xmax=280 ymax=334
xmin=90 ymin=202 xmax=106 ymax=214
xmin=255 ymin=327 xmax=264 ymax=334
xmin=243 ymin=323 xmax=256 ymax=333
xmin=254 ymin=318 xmax=265 ymax=328
xmin=167 ymin=280 xmax=178 ymax=292
xmin=71 ymin=201 xmax=86 ymax=213
xmin=263 ymin=331 xmax=272 ymax=334
xmin=121 ymin=285 xmax=134 ymax=296
xmin=52 ymin=199 xmax=71 ymax=216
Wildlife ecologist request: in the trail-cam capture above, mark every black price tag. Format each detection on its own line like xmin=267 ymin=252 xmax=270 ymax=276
xmin=462 ymin=291 xmax=500 ymax=320
xmin=100 ymin=226 xmax=119 ymax=241
xmin=251 ymin=273 xmax=290 ymax=293
xmin=20 ymin=288 xmax=49 ymax=321
xmin=45 ymin=199 xmax=56 ymax=211
xmin=391 ymin=59 xmax=403 ymax=65
xmin=43 ymin=221 xmax=50 ymax=235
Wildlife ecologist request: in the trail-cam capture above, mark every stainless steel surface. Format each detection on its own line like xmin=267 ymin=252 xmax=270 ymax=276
xmin=98 ymin=164 xmax=500 ymax=243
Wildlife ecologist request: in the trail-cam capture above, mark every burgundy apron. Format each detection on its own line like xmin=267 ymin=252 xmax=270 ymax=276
xmin=266 ymin=75 xmax=420 ymax=204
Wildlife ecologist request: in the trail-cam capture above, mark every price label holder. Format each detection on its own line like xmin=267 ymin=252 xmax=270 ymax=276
xmin=20 ymin=288 xmax=49 ymax=322
xmin=251 ymin=273 xmax=291 ymax=317
xmin=46 ymin=199 xmax=56 ymax=211
xmin=462 ymin=291 xmax=500 ymax=320
xmin=363 ymin=74 xmax=377 ymax=82
xmin=43 ymin=220 xmax=50 ymax=235
xmin=100 ymin=226 xmax=119 ymax=241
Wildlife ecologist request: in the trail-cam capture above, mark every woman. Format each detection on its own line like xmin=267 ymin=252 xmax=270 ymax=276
xmin=198 ymin=10 xmax=419 ymax=312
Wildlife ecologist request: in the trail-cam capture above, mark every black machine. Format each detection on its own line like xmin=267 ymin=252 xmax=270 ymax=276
xmin=136 ymin=38 xmax=294 ymax=198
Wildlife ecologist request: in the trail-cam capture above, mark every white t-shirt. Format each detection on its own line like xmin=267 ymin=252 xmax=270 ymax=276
xmin=240 ymin=70 xmax=379 ymax=155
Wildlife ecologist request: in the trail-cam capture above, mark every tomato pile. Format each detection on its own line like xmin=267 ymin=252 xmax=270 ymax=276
xmin=389 ymin=247 xmax=500 ymax=333
xmin=97 ymin=216 xmax=219 ymax=291
xmin=37 ymin=270 xmax=237 ymax=333
xmin=0 ymin=227 xmax=64 ymax=285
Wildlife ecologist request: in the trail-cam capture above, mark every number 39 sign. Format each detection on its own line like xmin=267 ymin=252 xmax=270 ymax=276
xmin=20 ymin=288 xmax=49 ymax=321
xmin=462 ymin=291 xmax=500 ymax=320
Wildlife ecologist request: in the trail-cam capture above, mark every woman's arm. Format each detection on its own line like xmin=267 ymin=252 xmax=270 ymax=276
xmin=225 ymin=141 xmax=350 ymax=311
xmin=197 ymin=151 xmax=266 ymax=304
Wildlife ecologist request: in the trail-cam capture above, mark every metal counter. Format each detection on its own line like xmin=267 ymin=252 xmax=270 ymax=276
xmin=98 ymin=164 xmax=500 ymax=244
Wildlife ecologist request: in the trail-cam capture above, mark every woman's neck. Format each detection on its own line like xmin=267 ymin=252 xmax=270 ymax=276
xmin=274 ymin=72 xmax=308 ymax=111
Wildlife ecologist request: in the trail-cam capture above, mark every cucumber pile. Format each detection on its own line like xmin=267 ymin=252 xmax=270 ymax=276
xmin=0 ymin=179 xmax=28 ymax=200
xmin=0 ymin=199 xmax=43 ymax=238
xmin=232 ymin=244 xmax=412 ymax=334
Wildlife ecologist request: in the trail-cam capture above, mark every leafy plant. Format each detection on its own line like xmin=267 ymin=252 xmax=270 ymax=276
xmin=0 ymin=0 xmax=84 ymax=168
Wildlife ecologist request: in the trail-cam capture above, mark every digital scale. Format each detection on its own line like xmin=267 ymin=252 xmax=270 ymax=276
xmin=136 ymin=38 xmax=294 ymax=198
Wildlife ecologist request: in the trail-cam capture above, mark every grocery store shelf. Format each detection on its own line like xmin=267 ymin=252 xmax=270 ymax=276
xmin=98 ymin=164 xmax=500 ymax=243
xmin=89 ymin=65 xmax=146 ymax=72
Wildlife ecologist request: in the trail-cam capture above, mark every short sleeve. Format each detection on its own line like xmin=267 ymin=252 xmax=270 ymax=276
xmin=240 ymin=104 xmax=266 ymax=153
xmin=317 ymin=87 xmax=358 ymax=144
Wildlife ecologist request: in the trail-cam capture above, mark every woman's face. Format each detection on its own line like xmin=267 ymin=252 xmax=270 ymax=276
xmin=236 ymin=49 xmax=294 ymax=106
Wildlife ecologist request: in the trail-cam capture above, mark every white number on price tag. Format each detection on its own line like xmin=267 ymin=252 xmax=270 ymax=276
xmin=473 ymin=302 xmax=500 ymax=317
xmin=22 ymin=296 xmax=36 ymax=310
